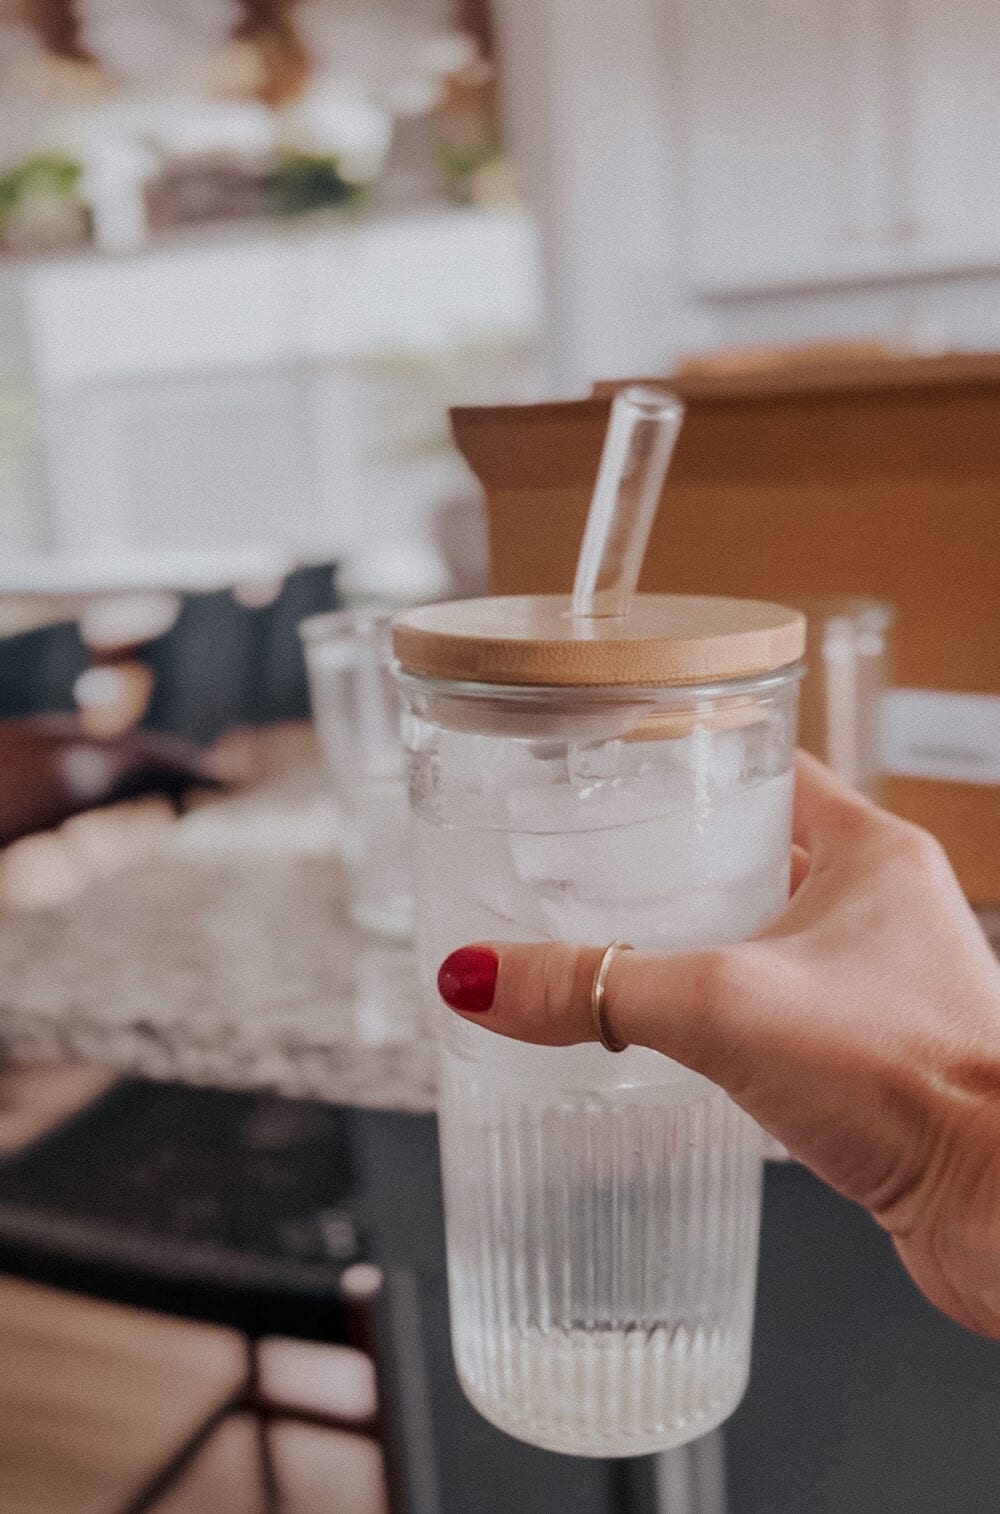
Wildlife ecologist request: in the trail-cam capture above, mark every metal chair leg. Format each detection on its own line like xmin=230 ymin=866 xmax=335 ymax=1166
xmin=653 ymin=1428 xmax=729 ymax=1514
xmin=255 ymin=1409 xmax=282 ymax=1514
xmin=243 ymin=1336 xmax=282 ymax=1513
xmin=114 ymin=1397 xmax=240 ymax=1514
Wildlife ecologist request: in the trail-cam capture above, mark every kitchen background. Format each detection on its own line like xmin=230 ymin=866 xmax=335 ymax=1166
xmin=1 ymin=3 xmax=1000 ymax=1512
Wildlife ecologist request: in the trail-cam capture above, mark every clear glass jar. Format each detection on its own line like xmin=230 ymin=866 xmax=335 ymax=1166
xmin=794 ymin=597 xmax=894 ymax=801
xmin=300 ymin=610 xmax=413 ymax=941
xmin=397 ymin=663 xmax=801 ymax=1457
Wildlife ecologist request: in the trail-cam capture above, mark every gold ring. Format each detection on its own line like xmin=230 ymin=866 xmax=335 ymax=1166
xmin=591 ymin=940 xmax=633 ymax=1053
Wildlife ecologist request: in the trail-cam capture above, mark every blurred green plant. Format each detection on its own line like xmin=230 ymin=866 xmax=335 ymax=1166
xmin=0 ymin=155 xmax=85 ymax=225
xmin=433 ymin=111 xmax=501 ymax=204
xmin=267 ymin=152 xmax=364 ymax=217
xmin=434 ymin=143 xmax=495 ymax=199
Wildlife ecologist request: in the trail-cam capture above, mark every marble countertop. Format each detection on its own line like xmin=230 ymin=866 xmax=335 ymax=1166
xmin=1 ymin=764 xmax=997 ymax=1114
xmin=0 ymin=769 xmax=437 ymax=1111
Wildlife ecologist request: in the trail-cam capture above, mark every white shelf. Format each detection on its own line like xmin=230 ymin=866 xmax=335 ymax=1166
xmin=15 ymin=207 xmax=542 ymax=392
xmin=0 ymin=544 xmax=300 ymax=598
xmin=0 ymin=205 xmax=543 ymax=569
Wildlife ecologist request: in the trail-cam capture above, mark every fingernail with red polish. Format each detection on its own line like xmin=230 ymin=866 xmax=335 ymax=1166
xmin=438 ymin=947 xmax=498 ymax=1013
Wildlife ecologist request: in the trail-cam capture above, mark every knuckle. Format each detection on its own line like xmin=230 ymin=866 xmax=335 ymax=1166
xmin=828 ymin=791 xmax=877 ymax=846
xmin=535 ymin=941 xmax=585 ymax=1042
xmin=690 ymin=946 xmax=777 ymax=1093
xmin=882 ymin=817 xmax=951 ymax=879
xmin=692 ymin=949 xmax=746 ymax=1041
xmin=692 ymin=950 xmax=741 ymax=1011
xmin=699 ymin=947 xmax=747 ymax=1008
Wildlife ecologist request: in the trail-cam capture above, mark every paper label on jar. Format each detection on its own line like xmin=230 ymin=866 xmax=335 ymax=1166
xmin=882 ymin=688 xmax=1000 ymax=785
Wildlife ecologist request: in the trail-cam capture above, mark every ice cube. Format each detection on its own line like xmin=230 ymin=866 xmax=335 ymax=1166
xmin=533 ymin=863 xmax=790 ymax=952
xmin=505 ymin=766 xmax=792 ymax=935
xmin=692 ymin=771 xmax=794 ymax=887
xmin=507 ymin=769 xmax=700 ymax=900
xmin=532 ymin=888 xmax=685 ymax=947
xmin=412 ymin=815 xmax=547 ymax=984
xmin=439 ymin=728 xmax=566 ymax=791
xmin=689 ymin=724 xmax=745 ymax=795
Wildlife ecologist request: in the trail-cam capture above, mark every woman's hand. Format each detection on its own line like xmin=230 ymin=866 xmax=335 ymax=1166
xmin=437 ymin=754 xmax=1000 ymax=1338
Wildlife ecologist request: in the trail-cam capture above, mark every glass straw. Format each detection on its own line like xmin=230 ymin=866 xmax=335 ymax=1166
xmin=571 ymin=386 xmax=685 ymax=620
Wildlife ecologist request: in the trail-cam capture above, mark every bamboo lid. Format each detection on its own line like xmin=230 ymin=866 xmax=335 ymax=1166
xmin=392 ymin=594 xmax=805 ymax=688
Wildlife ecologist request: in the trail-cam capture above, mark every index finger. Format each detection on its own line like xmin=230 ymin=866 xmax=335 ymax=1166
xmin=792 ymin=750 xmax=873 ymax=859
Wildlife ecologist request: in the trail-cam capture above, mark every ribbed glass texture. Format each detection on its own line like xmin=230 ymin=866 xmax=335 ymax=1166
xmin=439 ymin=1047 xmax=762 ymax=1456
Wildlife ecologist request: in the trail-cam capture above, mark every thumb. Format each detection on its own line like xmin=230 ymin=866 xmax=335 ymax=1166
xmin=437 ymin=940 xmax=764 ymax=1092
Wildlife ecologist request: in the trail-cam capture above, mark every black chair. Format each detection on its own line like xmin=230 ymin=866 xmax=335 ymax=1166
xmin=0 ymin=1078 xmax=424 ymax=1514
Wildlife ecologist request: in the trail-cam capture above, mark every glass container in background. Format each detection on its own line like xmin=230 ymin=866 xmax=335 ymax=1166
xmin=795 ymin=598 xmax=894 ymax=801
xmin=393 ymin=593 xmax=805 ymax=1457
xmin=762 ymin=596 xmax=894 ymax=1164
xmin=300 ymin=609 xmax=412 ymax=941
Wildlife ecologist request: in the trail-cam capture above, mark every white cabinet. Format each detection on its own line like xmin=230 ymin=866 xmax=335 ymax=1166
xmin=676 ymin=0 xmax=846 ymax=290
xmin=3 ymin=208 xmax=542 ymax=568
xmin=908 ymin=0 xmax=1000 ymax=254
xmin=674 ymin=0 xmax=1000 ymax=295
xmin=495 ymin=0 xmax=1000 ymax=387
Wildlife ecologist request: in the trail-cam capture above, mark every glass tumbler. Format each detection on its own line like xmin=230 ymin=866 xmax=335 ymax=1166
xmin=300 ymin=609 xmax=413 ymax=941
xmin=393 ymin=594 xmax=803 ymax=1457
xmin=794 ymin=597 xmax=894 ymax=801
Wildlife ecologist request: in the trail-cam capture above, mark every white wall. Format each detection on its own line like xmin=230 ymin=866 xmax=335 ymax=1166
xmin=494 ymin=0 xmax=1000 ymax=392
xmin=493 ymin=0 xmax=712 ymax=391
